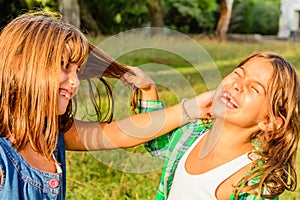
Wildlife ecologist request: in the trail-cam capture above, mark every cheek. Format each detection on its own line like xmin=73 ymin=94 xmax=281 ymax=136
xmin=57 ymin=99 xmax=67 ymax=115
xmin=221 ymin=75 xmax=234 ymax=85
xmin=73 ymin=80 xmax=80 ymax=97
xmin=254 ymin=98 xmax=269 ymax=118
xmin=247 ymin=94 xmax=267 ymax=108
xmin=59 ymin=70 xmax=67 ymax=85
xmin=243 ymin=96 xmax=269 ymax=121
xmin=210 ymin=84 xmax=226 ymax=116
xmin=212 ymin=100 xmax=226 ymax=118
xmin=212 ymin=93 xmax=226 ymax=117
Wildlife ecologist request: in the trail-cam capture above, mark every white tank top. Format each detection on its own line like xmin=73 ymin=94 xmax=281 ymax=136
xmin=168 ymin=135 xmax=251 ymax=200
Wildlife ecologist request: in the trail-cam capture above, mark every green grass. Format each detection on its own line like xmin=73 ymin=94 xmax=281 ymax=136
xmin=67 ymin=37 xmax=300 ymax=199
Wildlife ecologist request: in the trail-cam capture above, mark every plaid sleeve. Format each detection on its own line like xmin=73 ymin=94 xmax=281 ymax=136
xmin=138 ymin=99 xmax=171 ymax=159
xmin=138 ymin=99 xmax=165 ymax=113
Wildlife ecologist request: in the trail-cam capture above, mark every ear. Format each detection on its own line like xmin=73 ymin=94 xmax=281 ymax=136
xmin=258 ymin=117 xmax=283 ymax=131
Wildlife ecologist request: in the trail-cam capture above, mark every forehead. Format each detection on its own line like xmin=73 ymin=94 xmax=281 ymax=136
xmin=240 ymin=57 xmax=273 ymax=85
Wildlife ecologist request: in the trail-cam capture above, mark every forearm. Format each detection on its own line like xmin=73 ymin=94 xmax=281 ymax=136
xmin=65 ymin=103 xmax=187 ymax=151
xmin=65 ymin=90 xmax=214 ymax=151
xmin=104 ymin=103 xmax=186 ymax=148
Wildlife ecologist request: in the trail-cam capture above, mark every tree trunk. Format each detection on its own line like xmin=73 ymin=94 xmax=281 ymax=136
xmin=78 ymin=0 xmax=101 ymax=36
xmin=146 ymin=0 xmax=164 ymax=27
xmin=214 ymin=0 xmax=234 ymax=42
xmin=59 ymin=0 xmax=80 ymax=29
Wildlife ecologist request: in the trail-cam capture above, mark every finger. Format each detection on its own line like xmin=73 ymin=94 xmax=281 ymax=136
xmin=120 ymin=76 xmax=129 ymax=85
xmin=202 ymin=90 xmax=215 ymax=104
xmin=208 ymin=90 xmax=216 ymax=98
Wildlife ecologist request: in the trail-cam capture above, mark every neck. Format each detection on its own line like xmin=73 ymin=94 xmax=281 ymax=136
xmin=199 ymin=118 xmax=256 ymax=158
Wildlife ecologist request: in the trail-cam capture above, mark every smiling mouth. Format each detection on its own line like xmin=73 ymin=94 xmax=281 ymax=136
xmin=59 ymin=89 xmax=72 ymax=100
xmin=219 ymin=92 xmax=239 ymax=109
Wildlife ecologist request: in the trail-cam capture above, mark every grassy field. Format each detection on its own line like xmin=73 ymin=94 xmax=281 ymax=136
xmin=66 ymin=36 xmax=300 ymax=200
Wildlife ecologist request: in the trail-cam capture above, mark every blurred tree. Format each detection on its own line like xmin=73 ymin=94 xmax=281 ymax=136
xmin=0 ymin=0 xmax=281 ymax=37
xmin=81 ymin=0 xmax=148 ymax=35
xmin=214 ymin=0 xmax=234 ymax=41
xmin=229 ymin=0 xmax=280 ymax=35
xmin=78 ymin=0 xmax=101 ymax=36
xmin=59 ymin=0 xmax=80 ymax=28
xmin=0 ymin=0 xmax=28 ymax=30
xmin=0 ymin=0 xmax=60 ymax=30
xmin=163 ymin=0 xmax=217 ymax=34
xmin=25 ymin=0 xmax=58 ymax=11
xmin=146 ymin=0 xmax=164 ymax=27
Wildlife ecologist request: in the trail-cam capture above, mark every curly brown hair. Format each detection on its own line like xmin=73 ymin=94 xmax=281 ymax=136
xmin=233 ymin=52 xmax=300 ymax=199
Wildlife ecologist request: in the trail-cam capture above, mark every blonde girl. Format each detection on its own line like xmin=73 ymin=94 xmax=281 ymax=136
xmin=0 ymin=11 xmax=212 ymax=199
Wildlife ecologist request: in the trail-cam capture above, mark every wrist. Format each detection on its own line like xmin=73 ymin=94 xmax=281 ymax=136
xmin=181 ymin=98 xmax=201 ymax=121
xmin=139 ymin=82 xmax=156 ymax=92
xmin=180 ymin=98 xmax=193 ymax=122
xmin=140 ymin=83 xmax=158 ymax=100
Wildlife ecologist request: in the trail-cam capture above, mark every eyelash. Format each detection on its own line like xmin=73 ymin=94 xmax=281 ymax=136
xmin=251 ymin=86 xmax=259 ymax=94
xmin=234 ymin=71 xmax=241 ymax=77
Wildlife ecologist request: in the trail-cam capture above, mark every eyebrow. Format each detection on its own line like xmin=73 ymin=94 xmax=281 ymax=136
xmin=239 ymin=66 xmax=267 ymax=94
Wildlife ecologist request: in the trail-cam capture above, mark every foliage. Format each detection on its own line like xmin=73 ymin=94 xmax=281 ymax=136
xmin=0 ymin=0 xmax=28 ymax=30
xmin=229 ymin=0 xmax=280 ymax=35
xmin=25 ymin=0 xmax=58 ymax=11
xmin=87 ymin=0 xmax=218 ymax=34
xmin=82 ymin=0 xmax=218 ymax=35
xmin=252 ymin=1 xmax=280 ymax=35
xmin=83 ymin=0 xmax=149 ymax=34
xmin=1 ymin=0 xmax=284 ymax=36
xmin=162 ymin=0 xmax=218 ymax=34
xmin=0 ymin=0 xmax=58 ymax=30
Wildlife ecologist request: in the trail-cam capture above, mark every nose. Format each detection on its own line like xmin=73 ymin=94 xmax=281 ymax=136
xmin=233 ymin=80 xmax=243 ymax=92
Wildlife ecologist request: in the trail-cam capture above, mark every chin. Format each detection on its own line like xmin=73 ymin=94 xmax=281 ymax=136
xmin=57 ymin=108 xmax=67 ymax=115
xmin=213 ymin=110 xmax=226 ymax=119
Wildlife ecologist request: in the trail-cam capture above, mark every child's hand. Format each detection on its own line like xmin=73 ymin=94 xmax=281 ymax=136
xmin=121 ymin=66 xmax=158 ymax=100
xmin=196 ymin=90 xmax=215 ymax=117
xmin=184 ymin=90 xmax=215 ymax=120
xmin=121 ymin=66 xmax=155 ymax=91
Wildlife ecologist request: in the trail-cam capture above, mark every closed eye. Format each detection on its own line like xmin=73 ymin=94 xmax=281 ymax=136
xmin=234 ymin=71 xmax=241 ymax=77
xmin=251 ymin=86 xmax=260 ymax=94
xmin=233 ymin=67 xmax=244 ymax=77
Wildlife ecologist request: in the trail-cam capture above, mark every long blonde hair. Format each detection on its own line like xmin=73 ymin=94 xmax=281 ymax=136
xmin=234 ymin=52 xmax=300 ymax=198
xmin=0 ymin=11 xmax=139 ymax=159
xmin=0 ymin=11 xmax=89 ymax=159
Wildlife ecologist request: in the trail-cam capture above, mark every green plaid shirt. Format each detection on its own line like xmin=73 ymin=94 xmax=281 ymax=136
xmin=139 ymin=99 xmax=279 ymax=200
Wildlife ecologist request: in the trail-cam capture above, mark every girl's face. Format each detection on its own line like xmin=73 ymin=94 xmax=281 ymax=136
xmin=212 ymin=57 xmax=273 ymax=128
xmin=58 ymin=63 xmax=80 ymax=115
